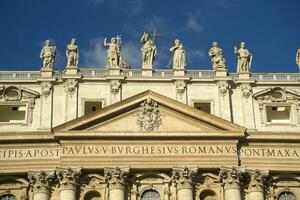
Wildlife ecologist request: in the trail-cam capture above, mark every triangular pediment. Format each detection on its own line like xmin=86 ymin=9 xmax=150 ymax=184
xmin=54 ymin=90 xmax=245 ymax=136
xmin=253 ymin=87 xmax=300 ymax=102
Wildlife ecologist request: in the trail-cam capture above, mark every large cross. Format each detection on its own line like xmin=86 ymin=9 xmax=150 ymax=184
xmin=150 ymin=29 xmax=162 ymax=44
xmin=116 ymin=35 xmax=122 ymax=44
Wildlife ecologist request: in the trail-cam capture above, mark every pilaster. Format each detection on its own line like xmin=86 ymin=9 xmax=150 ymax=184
xmin=246 ymin=170 xmax=268 ymax=200
xmin=62 ymin=76 xmax=80 ymax=122
xmin=56 ymin=168 xmax=81 ymax=200
xmin=216 ymin=79 xmax=232 ymax=121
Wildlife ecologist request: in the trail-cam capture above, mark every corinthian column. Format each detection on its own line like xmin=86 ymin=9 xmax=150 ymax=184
xmin=220 ymin=167 xmax=244 ymax=200
xmin=172 ymin=167 xmax=197 ymax=200
xmin=105 ymin=167 xmax=129 ymax=200
xmin=247 ymin=170 xmax=268 ymax=200
xmin=56 ymin=168 xmax=81 ymax=200
xmin=28 ymin=171 xmax=55 ymax=200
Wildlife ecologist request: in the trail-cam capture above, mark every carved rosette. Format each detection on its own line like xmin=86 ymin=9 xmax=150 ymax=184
xmin=110 ymin=80 xmax=121 ymax=95
xmin=56 ymin=168 xmax=81 ymax=191
xmin=220 ymin=167 xmax=244 ymax=191
xmin=136 ymin=98 xmax=163 ymax=131
xmin=247 ymin=170 xmax=268 ymax=193
xmin=64 ymin=79 xmax=78 ymax=96
xmin=218 ymin=81 xmax=229 ymax=97
xmin=175 ymin=81 xmax=186 ymax=96
xmin=172 ymin=167 xmax=197 ymax=190
xmin=28 ymin=171 xmax=55 ymax=194
xmin=40 ymin=82 xmax=53 ymax=97
xmin=104 ymin=167 xmax=129 ymax=191
xmin=241 ymin=84 xmax=252 ymax=99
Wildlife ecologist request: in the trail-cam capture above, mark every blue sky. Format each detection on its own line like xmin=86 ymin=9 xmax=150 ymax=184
xmin=0 ymin=0 xmax=300 ymax=72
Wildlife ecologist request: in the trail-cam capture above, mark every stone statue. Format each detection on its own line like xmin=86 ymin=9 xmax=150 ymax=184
xmin=208 ymin=41 xmax=226 ymax=70
xmin=170 ymin=39 xmax=186 ymax=70
xmin=66 ymin=38 xmax=79 ymax=68
xmin=104 ymin=36 xmax=122 ymax=68
xmin=40 ymin=40 xmax=56 ymax=69
xmin=141 ymin=32 xmax=157 ymax=68
xmin=296 ymin=48 xmax=300 ymax=70
xmin=234 ymin=42 xmax=252 ymax=73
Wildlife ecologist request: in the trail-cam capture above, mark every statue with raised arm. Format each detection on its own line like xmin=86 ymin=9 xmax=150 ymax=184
xmin=170 ymin=39 xmax=186 ymax=70
xmin=141 ymin=32 xmax=157 ymax=68
xmin=40 ymin=40 xmax=56 ymax=69
xmin=208 ymin=41 xmax=226 ymax=70
xmin=104 ymin=36 xmax=121 ymax=68
xmin=234 ymin=42 xmax=252 ymax=73
xmin=66 ymin=38 xmax=79 ymax=68
xmin=296 ymin=48 xmax=300 ymax=70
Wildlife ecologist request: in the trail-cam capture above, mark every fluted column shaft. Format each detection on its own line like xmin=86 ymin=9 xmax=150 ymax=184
xmin=29 ymin=171 xmax=55 ymax=200
xmin=220 ymin=167 xmax=244 ymax=200
xmin=56 ymin=168 xmax=81 ymax=200
xmin=172 ymin=167 xmax=196 ymax=200
xmin=105 ymin=167 xmax=129 ymax=200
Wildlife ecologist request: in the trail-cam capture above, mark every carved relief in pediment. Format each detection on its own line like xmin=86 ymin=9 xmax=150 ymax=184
xmin=0 ymin=86 xmax=39 ymax=101
xmin=253 ymin=87 xmax=300 ymax=103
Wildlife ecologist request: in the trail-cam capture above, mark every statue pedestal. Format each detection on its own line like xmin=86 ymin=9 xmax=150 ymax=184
xmin=238 ymin=72 xmax=251 ymax=80
xmin=142 ymin=65 xmax=153 ymax=77
xmin=108 ymin=67 xmax=121 ymax=76
xmin=215 ymin=69 xmax=228 ymax=77
xmin=40 ymin=68 xmax=53 ymax=78
xmin=173 ymin=69 xmax=185 ymax=77
xmin=65 ymin=66 xmax=78 ymax=75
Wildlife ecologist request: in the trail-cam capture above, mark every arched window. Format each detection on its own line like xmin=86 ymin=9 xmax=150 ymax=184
xmin=141 ymin=190 xmax=161 ymax=200
xmin=0 ymin=194 xmax=17 ymax=200
xmin=84 ymin=191 xmax=101 ymax=200
xmin=200 ymin=190 xmax=217 ymax=200
xmin=278 ymin=191 xmax=296 ymax=200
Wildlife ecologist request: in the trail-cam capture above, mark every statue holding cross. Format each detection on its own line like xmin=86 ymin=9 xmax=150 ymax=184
xmin=140 ymin=30 xmax=161 ymax=69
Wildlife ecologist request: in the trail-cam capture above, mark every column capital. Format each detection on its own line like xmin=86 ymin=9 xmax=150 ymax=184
xmin=104 ymin=167 xmax=130 ymax=190
xmin=247 ymin=169 xmax=269 ymax=193
xmin=220 ymin=167 xmax=245 ymax=190
xmin=28 ymin=171 xmax=55 ymax=194
xmin=172 ymin=167 xmax=197 ymax=190
xmin=56 ymin=168 xmax=81 ymax=191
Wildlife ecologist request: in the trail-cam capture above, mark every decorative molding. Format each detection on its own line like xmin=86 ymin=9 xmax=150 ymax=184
xmin=28 ymin=171 xmax=55 ymax=194
xmin=64 ymin=79 xmax=78 ymax=96
xmin=104 ymin=167 xmax=129 ymax=190
xmin=175 ymin=81 xmax=186 ymax=96
xmin=110 ymin=80 xmax=121 ymax=95
xmin=136 ymin=97 xmax=163 ymax=131
xmin=56 ymin=168 xmax=81 ymax=191
xmin=40 ymin=82 xmax=53 ymax=97
xmin=217 ymin=81 xmax=229 ymax=97
xmin=220 ymin=167 xmax=245 ymax=190
xmin=241 ymin=84 xmax=252 ymax=99
xmin=172 ymin=167 xmax=197 ymax=190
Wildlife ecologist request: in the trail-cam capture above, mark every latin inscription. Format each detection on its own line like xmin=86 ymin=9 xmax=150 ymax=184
xmin=0 ymin=145 xmax=299 ymax=160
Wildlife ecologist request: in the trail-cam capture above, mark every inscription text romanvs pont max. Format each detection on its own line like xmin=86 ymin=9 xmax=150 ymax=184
xmin=0 ymin=145 xmax=299 ymax=160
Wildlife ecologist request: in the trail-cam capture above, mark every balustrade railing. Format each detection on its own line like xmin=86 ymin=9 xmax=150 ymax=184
xmin=0 ymin=69 xmax=299 ymax=82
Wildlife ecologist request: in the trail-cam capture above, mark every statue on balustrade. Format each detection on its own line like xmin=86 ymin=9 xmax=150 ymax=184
xmin=296 ymin=48 xmax=300 ymax=70
xmin=208 ymin=41 xmax=226 ymax=70
xmin=66 ymin=38 xmax=79 ymax=68
xmin=234 ymin=42 xmax=252 ymax=73
xmin=40 ymin=40 xmax=56 ymax=70
xmin=104 ymin=36 xmax=122 ymax=68
xmin=141 ymin=32 xmax=157 ymax=68
xmin=170 ymin=39 xmax=186 ymax=70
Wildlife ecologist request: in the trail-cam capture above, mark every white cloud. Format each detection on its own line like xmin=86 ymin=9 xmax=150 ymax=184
xmin=128 ymin=0 xmax=143 ymax=15
xmin=81 ymin=37 xmax=107 ymax=67
xmin=122 ymin=41 xmax=141 ymax=68
xmin=186 ymin=10 xmax=204 ymax=32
